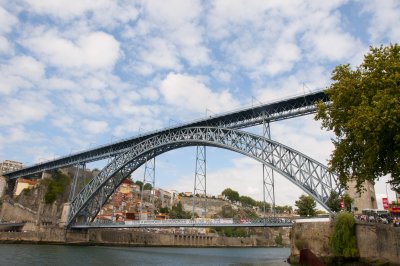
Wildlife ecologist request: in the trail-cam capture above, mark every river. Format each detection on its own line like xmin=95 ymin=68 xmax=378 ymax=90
xmin=0 ymin=244 xmax=290 ymax=265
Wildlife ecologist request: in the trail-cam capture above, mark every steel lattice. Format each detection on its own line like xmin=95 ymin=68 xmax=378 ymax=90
xmin=5 ymin=91 xmax=329 ymax=180
xmin=67 ymin=127 xmax=342 ymax=227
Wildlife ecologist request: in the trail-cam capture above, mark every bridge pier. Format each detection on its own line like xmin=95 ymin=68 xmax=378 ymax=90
xmin=262 ymin=119 xmax=275 ymax=216
xmin=59 ymin=202 xmax=70 ymax=228
xmin=193 ymin=145 xmax=207 ymax=218
xmin=140 ymin=156 xmax=156 ymax=219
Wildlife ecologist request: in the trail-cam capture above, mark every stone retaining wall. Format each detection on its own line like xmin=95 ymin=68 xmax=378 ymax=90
xmin=289 ymin=221 xmax=400 ymax=265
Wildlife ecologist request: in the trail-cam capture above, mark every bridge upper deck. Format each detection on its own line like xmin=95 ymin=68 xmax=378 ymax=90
xmin=4 ymin=90 xmax=328 ymax=179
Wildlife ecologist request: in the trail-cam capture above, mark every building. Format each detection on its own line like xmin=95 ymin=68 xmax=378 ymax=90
xmin=0 ymin=160 xmax=24 ymax=198
xmin=155 ymin=188 xmax=172 ymax=207
xmin=0 ymin=176 xmax=6 ymax=198
xmin=346 ymin=180 xmax=378 ymax=214
xmin=0 ymin=160 xmax=23 ymax=175
xmin=14 ymin=178 xmax=37 ymax=196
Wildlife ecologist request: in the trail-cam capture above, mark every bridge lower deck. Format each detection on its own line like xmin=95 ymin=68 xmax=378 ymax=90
xmin=70 ymin=219 xmax=294 ymax=229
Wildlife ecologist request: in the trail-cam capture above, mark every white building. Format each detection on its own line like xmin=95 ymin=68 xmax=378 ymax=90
xmin=0 ymin=160 xmax=23 ymax=198
xmin=0 ymin=160 xmax=23 ymax=175
xmin=0 ymin=176 xmax=6 ymax=198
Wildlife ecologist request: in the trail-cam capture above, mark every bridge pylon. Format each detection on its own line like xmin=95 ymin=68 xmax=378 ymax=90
xmin=262 ymin=118 xmax=275 ymax=217
xmin=140 ymin=156 xmax=156 ymax=220
xmin=69 ymin=163 xmax=86 ymax=202
xmin=193 ymin=145 xmax=207 ymax=218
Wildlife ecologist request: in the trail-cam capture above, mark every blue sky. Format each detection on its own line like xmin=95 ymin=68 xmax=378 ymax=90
xmin=0 ymin=0 xmax=399 ymax=209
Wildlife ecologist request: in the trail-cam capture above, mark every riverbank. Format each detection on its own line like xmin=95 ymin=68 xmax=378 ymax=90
xmin=288 ymin=221 xmax=400 ymax=265
xmin=0 ymin=227 xmax=289 ymax=248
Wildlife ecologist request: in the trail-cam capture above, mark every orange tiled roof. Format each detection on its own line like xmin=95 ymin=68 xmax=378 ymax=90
xmin=16 ymin=178 xmax=37 ymax=186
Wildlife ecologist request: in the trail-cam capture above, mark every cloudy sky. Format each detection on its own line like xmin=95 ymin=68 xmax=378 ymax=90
xmin=0 ymin=0 xmax=399 ymax=209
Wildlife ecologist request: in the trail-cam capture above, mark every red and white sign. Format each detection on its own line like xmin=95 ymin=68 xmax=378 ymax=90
xmin=382 ymin=198 xmax=389 ymax=210
xmin=340 ymin=199 xmax=344 ymax=209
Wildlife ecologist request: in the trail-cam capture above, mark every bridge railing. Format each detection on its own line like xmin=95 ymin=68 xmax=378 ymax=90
xmin=73 ymin=217 xmax=295 ymax=228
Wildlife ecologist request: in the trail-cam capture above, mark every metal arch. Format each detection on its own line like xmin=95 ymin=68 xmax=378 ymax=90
xmin=67 ymin=127 xmax=342 ymax=227
xmin=5 ymin=91 xmax=329 ymax=180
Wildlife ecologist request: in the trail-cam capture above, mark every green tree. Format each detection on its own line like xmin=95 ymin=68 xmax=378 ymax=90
xmin=275 ymin=205 xmax=293 ymax=214
xmin=239 ymin=195 xmax=257 ymax=207
xmin=159 ymin=206 xmax=170 ymax=214
xmin=316 ymin=44 xmax=400 ymax=191
xmin=143 ymin=183 xmax=152 ymax=190
xmin=327 ymin=191 xmax=341 ymax=213
xmin=169 ymin=202 xmax=192 ymax=219
xmin=329 ymin=212 xmax=358 ymax=257
xmin=135 ymin=180 xmax=143 ymax=190
xmin=256 ymin=201 xmax=271 ymax=212
xmin=275 ymin=232 xmax=283 ymax=246
xmin=343 ymin=193 xmax=353 ymax=212
xmin=222 ymin=188 xmax=240 ymax=202
xmin=44 ymin=170 xmax=70 ymax=204
xmin=295 ymin=194 xmax=317 ymax=217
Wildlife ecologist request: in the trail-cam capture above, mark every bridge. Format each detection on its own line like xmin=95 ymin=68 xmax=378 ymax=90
xmin=72 ymin=218 xmax=294 ymax=229
xmin=2 ymin=90 xmax=342 ymax=229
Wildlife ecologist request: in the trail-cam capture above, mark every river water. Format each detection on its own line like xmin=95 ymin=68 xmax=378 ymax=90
xmin=0 ymin=244 xmax=290 ymax=265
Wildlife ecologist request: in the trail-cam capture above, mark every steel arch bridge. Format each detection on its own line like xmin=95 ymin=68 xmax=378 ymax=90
xmin=68 ymin=127 xmax=342 ymax=227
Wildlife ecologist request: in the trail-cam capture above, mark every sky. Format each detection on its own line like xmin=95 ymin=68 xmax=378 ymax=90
xmin=0 ymin=0 xmax=399 ymax=210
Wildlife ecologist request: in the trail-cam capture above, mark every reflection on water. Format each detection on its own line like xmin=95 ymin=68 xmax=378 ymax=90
xmin=0 ymin=244 xmax=290 ymax=266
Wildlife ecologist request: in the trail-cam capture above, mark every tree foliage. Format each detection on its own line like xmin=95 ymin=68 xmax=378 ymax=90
xmin=222 ymin=188 xmax=240 ymax=202
xmin=44 ymin=170 xmax=70 ymax=204
xmin=169 ymin=201 xmax=192 ymax=219
xmin=134 ymin=180 xmax=143 ymax=190
xmin=295 ymin=194 xmax=317 ymax=217
xmin=343 ymin=193 xmax=353 ymax=212
xmin=327 ymin=191 xmax=341 ymax=213
xmin=275 ymin=205 xmax=293 ymax=214
xmin=316 ymin=44 xmax=400 ymax=191
xmin=329 ymin=212 xmax=358 ymax=258
xmin=239 ymin=195 xmax=257 ymax=207
xmin=143 ymin=183 xmax=152 ymax=190
xmin=216 ymin=227 xmax=249 ymax=237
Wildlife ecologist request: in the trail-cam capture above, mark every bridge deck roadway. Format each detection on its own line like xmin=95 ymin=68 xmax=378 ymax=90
xmin=5 ymin=90 xmax=328 ymax=179
xmin=71 ymin=222 xmax=294 ymax=229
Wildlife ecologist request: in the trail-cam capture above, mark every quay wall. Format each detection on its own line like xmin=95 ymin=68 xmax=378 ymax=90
xmin=289 ymin=221 xmax=400 ymax=265
xmin=0 ymin=228 xmax=289 ymax=247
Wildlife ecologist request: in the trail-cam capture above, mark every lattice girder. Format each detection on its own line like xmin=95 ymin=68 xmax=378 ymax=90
xmin=67 ymin=127 xmax=342 ymax=227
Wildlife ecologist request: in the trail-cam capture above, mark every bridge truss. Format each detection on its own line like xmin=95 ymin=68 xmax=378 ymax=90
xmin=67 ymin=127 xmax=342 ymax=227
xmin=5 ymin=91 xmax=328 ymax=179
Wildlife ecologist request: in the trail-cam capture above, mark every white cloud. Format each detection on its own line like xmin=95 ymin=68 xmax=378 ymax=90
xmin=23 ymin=0 xmax=139 ymax=25
xmin=0 ymin=126 xmax=31 ymax=147
xmin=143 ymin=0 xmax=202 ymax=27
xmin=23 ymin=31 xmax=120 ymax=71
xmin=7 ymin=56 xmax=45 ymax=81
xmin=303 ymin=30 xmax=361 ymax=62
xmin=137 ymin=38 xmax=181 ymax=72
xmin=361 ymin=0 xmax=400 ymax=42
xmin=0 ymin=6 xmax=18 ymax=33
xmin=139 ymin=87 xmax=159 ymax=101
xmin=0 ymin=91 xmax=54 ymax=126
xmin=160 ymin=73 xmax=239 ymax=114
xmin=127 ymin=0 xmax=209 ymax=74
xmin=0 ymin=36 xmax=12 ymax=54
xmin=82 ymin=119 xmax=108 ymax=135
xmin=0 ymin=55 xmax=45 ymax=94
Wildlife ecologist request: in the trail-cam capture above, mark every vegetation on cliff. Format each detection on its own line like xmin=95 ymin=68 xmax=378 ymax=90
xmin=44 ymin=171 xmax=70 ymax=204
xmin=329 ymin=212 xmax=358 ymax=258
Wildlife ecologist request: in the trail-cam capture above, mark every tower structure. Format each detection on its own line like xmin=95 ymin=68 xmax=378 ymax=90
xmin=346 ymin=180 xmax=378 ymax=213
